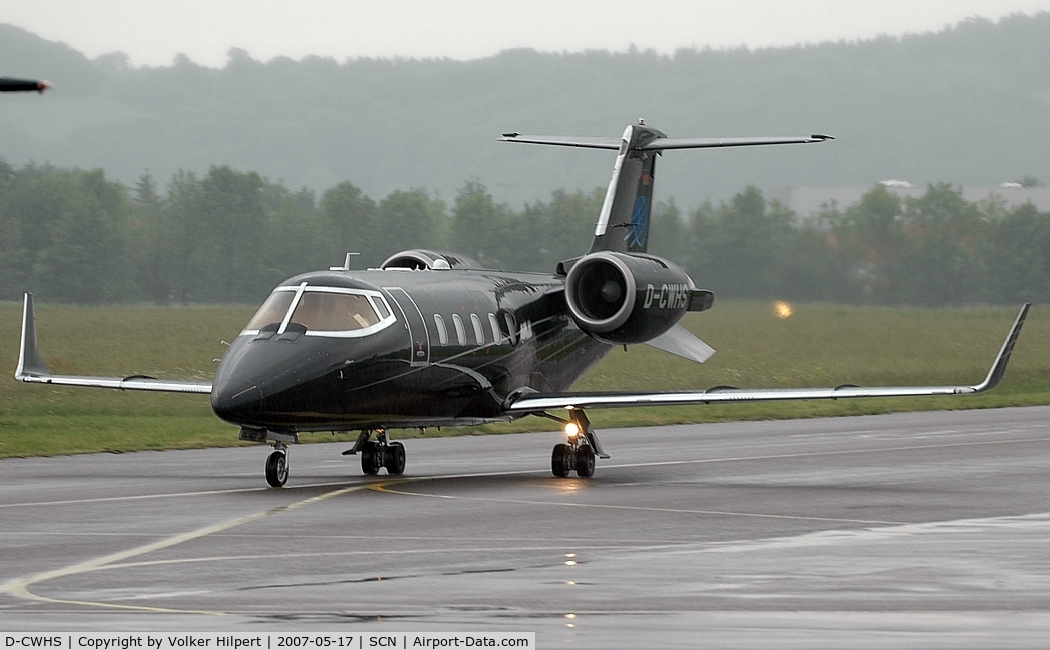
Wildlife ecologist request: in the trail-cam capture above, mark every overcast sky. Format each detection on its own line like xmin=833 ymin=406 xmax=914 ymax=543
xmin=2 ymin=0 xmax=1050 ymax=67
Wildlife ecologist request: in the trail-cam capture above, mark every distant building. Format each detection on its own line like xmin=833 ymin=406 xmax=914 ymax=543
xmin=778 ymin=183 xmax=1050 ymax=220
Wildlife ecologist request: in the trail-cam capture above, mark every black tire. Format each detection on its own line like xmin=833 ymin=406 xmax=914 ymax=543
xmin=386 ymin=441 xmax=406 ymax=475
xmin=361 ymin=441 xmax=381 ymax=475
xmin=551 ymin=443 xmax=570 ymax=477
xmin=575 ymin=444 xmax=596 ymax=478
xmin=264 ymin=450 xmax=288 ymax=487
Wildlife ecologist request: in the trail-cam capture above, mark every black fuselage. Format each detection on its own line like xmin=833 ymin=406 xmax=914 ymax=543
xmin=210 ymin=268 xmax=610 ymax=432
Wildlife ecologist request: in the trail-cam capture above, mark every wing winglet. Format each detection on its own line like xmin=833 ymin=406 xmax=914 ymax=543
xmin=15 ymin=293 xmax=49 ymax=379
xmin=972 ymin=302 xmax=1029 ymax=393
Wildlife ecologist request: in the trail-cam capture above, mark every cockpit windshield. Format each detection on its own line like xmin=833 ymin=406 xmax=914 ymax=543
xmin=245 ymin=289 xmax=296 ymax=331
xmin=241 ymin=285 xmax=395 ymax=338
xmin=291 ymin=291 xmax=379 ymax=331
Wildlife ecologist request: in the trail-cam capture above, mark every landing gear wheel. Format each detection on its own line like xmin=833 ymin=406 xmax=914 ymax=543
xmin=264 ymin=450 xmax=288 ymax=487
xmin=551 ymin=443 xmax=571 ymax=477
xmin=386 ymin=441 xmax=406 ymax=475
xmin=361 ymin=441 xmax=382 ymax=475
xmin=575 ymin=444 xmax=596 ymax=478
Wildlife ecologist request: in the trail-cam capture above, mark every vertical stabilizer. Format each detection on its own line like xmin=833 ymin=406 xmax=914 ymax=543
xmin=589 ymin=123 xmax=664 ymax=254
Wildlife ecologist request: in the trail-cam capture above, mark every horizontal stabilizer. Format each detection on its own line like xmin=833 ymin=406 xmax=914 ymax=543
xmin=645 ymin=325 xmax=716 ymax=364
xmin=502 ymin=123 xmax=833 ymax=257
xmin=508 ymin=304 xmax=1029 ymax=412
xmin=499 ymin=134 xmax=621 ymax=149
xmin=15 ymin=293 xmax=212 ymax=394
xmin=500 ymin=132 xmax=833 ymax=152
xmin=638 ymin=135 xmax=833 ymax=151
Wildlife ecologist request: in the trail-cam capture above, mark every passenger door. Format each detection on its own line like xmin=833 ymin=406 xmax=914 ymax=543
xmin=384 ymin=287 xmax=430 ymax=366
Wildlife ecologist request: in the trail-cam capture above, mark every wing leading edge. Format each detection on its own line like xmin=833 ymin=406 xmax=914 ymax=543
xmin=507 ymin=304 xmax=1029 ymax=413
xmin=15 ymin=293 xmax=212 ymax=394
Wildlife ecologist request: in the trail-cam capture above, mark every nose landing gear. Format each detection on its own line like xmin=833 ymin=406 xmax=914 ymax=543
xmin=240 ymin=428 xmax=299 ymax=488
xmin=265 ymin=442 xmax=289 ymax=487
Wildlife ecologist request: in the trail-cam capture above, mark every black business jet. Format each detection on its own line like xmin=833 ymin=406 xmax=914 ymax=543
xmin=15 ymin=121 xmax=1029 ymax=487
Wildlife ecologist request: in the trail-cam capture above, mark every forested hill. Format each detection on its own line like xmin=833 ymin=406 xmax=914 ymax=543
xmin=1 ymin=13 xmax=1049 ymax=207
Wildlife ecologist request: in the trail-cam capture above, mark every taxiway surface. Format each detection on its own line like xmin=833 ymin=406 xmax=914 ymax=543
xmin=2 ymin=407 xmax=1049 ymax=648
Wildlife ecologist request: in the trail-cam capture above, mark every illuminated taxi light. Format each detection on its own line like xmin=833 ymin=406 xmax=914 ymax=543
xmin=564 ymin=422 xmax=580 ymax=438
xmin=774 ymin=300 xmax=793 ymax=319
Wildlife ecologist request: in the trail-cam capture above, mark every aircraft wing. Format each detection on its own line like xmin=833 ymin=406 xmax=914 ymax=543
xmin=14 ymin=293 xmax=212 ymax=394
xmin=507 ymin=304 xmax=1028 ymax=413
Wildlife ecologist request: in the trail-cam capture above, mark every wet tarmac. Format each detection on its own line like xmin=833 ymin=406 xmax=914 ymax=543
xmin=2 ymin=407 xmax=1049 ymax=648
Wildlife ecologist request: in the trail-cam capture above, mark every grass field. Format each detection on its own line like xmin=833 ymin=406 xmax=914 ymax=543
xmin=1 ymin=300 xmax=1047 ymax=458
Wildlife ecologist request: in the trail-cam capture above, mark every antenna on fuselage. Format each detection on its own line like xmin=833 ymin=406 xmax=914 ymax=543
xmin=330 ymin=252 xmax=361 ymax=271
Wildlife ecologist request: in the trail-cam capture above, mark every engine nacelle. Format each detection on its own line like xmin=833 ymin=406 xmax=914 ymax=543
xmin=564 ymin=251 xmax=694 ymax=344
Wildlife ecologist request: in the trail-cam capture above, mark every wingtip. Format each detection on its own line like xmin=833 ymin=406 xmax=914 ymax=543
xmin=973 ymin=303 xmax=1029 ymax=393
xmin=16 ymin=292 xmax=50 ymax=379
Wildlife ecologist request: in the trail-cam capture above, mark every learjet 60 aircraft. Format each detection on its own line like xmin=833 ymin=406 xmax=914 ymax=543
xmin=15 ymin=121 xmax=1029 ymax=486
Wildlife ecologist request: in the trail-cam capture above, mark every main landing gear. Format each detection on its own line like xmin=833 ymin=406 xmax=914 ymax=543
xmin=549 ymin=409 xmax=609 ymax=478
xmin=342 ymin=429 xmax=406 ymax=476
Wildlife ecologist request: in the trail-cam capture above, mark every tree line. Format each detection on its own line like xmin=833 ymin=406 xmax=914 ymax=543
xmin=1 ymin=159 xmax=1047 ymax=306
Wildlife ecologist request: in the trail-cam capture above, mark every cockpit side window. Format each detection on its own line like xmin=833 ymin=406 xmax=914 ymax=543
xmin=372 ymin=296 xmax=391 ymax=320
xmin=245 ymin=289 xmax=296 ymax=331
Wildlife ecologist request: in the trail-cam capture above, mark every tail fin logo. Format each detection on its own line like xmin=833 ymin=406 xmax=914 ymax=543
xmin=625 ymin=196 xmax=649 ymax=248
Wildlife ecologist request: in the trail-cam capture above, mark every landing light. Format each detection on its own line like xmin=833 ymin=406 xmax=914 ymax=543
xmin=564 ymin=422 xmax=580 ymax=438
xmin=774 ymin=300 xmax=793 ymax=319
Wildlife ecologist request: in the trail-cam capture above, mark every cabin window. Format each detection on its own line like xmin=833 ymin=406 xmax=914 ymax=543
xmin=452 ymin=314 xmax=466 ymax=346
xmin=503 ymin=313 xmax=517 ymax=345
xmin=488 ymin=313 xmax=502 ymax=344
xmin=245 ymin=289 xmax=296 ymax=331
xmin=291 ymin=291 xmax=380 ymax=332
xmin=434 ymin=314 xmax=448 ymax=346
xmin=470 ymin=313 xmax=485 ymax=345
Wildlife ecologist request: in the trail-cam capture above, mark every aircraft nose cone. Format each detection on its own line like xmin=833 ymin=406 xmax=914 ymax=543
xmin=211 ymin=378 xmax=263 ymax=425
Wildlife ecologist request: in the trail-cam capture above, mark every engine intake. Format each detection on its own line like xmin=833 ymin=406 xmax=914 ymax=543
xmin=564 ymin=251 xmax=695 ymax=344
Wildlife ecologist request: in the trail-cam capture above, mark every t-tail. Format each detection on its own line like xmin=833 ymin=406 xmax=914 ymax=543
xmin=500 ymin=120 xmax=833 ymax=254
xmin=500 ymin=122 xmax=833 ymax=364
